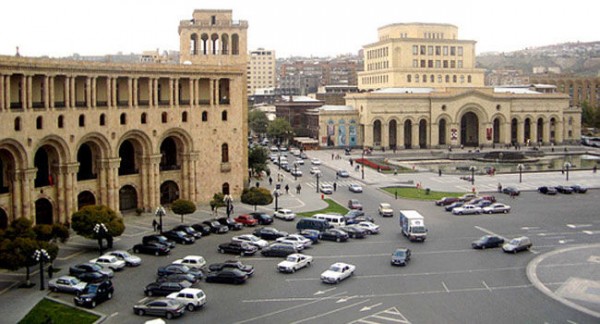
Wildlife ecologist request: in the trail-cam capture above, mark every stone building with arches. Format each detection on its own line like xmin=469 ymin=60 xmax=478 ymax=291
xmin=317 ymin=23 xmax=581 ymax=149
xmin=0 ymin=9 xmax=248 ymax=228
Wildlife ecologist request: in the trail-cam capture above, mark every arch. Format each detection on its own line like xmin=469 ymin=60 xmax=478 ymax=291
xmin=220 ymin=33 xmax=229 ymax=54
xmin=33 ymin=136 xmax=70 ymax=188
xmin=202 ymin=111 xmax=208 ymax=122
xmin=511 ymin=118 xmax=518 ymax=143
xmin=460 ymin=112 xmax=479 ymax=146
xmin=159 ymin=137 xmax=180 ymax=171
xmin=201 ymin=33 xmax=209 ymax=55
xmin=77 ymin=143 xmax=96 ymax=180
xmin=404 ymin=120 xmax=412 ymax=149
xmin=79 ymin=114 xmax=85 ymax=127
xmin=211 ymin=33 xmax=219 ymax=55
xmin=0 ymin=139 xmax=28 ymax=169
xmin=389 ymin=120 xmax=397 ymax=149
xmin=537 ymin=118 xmax=544 ymax=142
xmin=120 ymin=113 xmax=127 ymax=125
xmin=157 ymin=128 xmax=194 ymax=153
xmin=182 ymin=111 xmax=188 ymax=123
xmin=493 ymin=118 xmax=501 ymax=143
xmin=222 ymin=182 xmax=230 ymax=195
xmin=372 ymin=120 xmax=382 ymax=147
xmin=524 ymin=118 xmax=531 ymax=143
xmin=119 ymin=185 xmax=138 ymax=211
xmin=231 ymin=34 xmax=240 ymax=55
xmin=77 ymin=191 xmax=96 ymax=210
xmin=36 ymin=116 xmax=43 ymax=129
xmin=141 ymin=112 xmax=147 ymax=124
xmin=190 ymin=33 xmax=198 ymax=55
xmin=35 ymin=198 xmax=53 ymax=225
xmin=99 ymin=113 xmax=106 ymax=126
xmin=14 ymin=117 xmax=21 ymax=131
xmin=419 ymin=119 xmax=428 ymax=148
xmin=438 ymin=118 xmax=447 ymax=145
xmin=0 ymin=208 xmax=7 ymax=230
xmin=221 ymin=143 xmax=229 ymax=163
xmin=222 ymin=110 xmax=228 ymax=121
xmin=160 ymin=181 xmax=179 ymax=205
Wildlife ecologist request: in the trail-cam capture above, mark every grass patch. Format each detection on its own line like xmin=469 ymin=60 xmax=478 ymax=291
xmin=382 ymin=187 xmax=465 ymax=201
xmin=19 ymin=298 xmax=99 ymax=324
xmin=297 ymin=198 xmax=349 ymax=217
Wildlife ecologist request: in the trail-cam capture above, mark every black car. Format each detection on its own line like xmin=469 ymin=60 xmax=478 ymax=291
xmin=156 ymin=273 xmax=198 ymax=285
xmin=502 ymin=187 xmax=520 ymax=196
xmin=142 ymin=235 xmax=176 ymax=249
xmin=217 ymin=217 xmax=243 ymax=231
xmin=537 ymin=186 xmax=557 ymax=195
xmin=445 ymin=201 xmax=464 ymax=212
xmin=253 ymin=227 xmax=288 ymax=240
xmin=191 ymin=223 xmax=212 ymax=236
xmin=570 ymin=184 xmax=588 ymax=193
xmin=249 ymin=212 xmax=274 ymax=225
xmin=217 ymin=241 xmax=258 ymax=256
xmin=144 ymin=281 xmax=192 ymax=297
xmin=320 ymin=229 xmax=349 ymax=242
xmin=133 ymin=242 xmax=171 ymax=256
xmin=162 ymin=230 xmax=195 ymax=244
xmin=472 ymin=235 xmax=505 ymax=249
xmin=556 ymin=185 xmax=574 ymax=194
xmin=208 ymin=260 xmax=254 ymax=276
xmin=69 ymin=263 xmax=113 ymax=278
xmin=340 ymin=225 xmax=368 ymax=239
xmin=205 ymin=269 xmax=248 ymax=284
xmin=391 ymin=248 xmax=411 ymax=266
xmin=133 ymin=298 xmax=186 ymax=320
xmin=73 ymin=279 xmax=114 ymax=308
xmin=157 ymin=264 xmax=204 ymax=279
xmin=172 ymin=225 xmax=202 ymax=239
xmin=260 ymin=243 xmax=298 ymax=257
xmin=202 ymin=220 xmax=229 ymax=234
xmin=76 ymin=271 xmax=109 ymax=284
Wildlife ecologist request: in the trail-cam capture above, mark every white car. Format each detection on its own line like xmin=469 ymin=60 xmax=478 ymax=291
xmin=106 ymin=250 xmax=142 ymax=267
xmin=452 ymin=204 xmax=482 ymax=215
xmin=277 ymin=253 xmax=314 ymax=273
xmin=232 ymin=234 xmax=269 ymax=249
xmin=482 ymin=203 xmax=511 ymax=214
xmin=295 ymin=158 xmax=304 ymax=165
xmin=356 ymin=221 xmax=380 ymax=234
xmin=320 ymin=184 xmax=334 ymax=194
xmin=378 ymin=203 xmax=394 ymax=217
xmin=309 ymin=167 xmax=321 ymax=175
xmin=167 ymin=288 xmax=207 ymax=311
xmin=276 ymin=234 xmax=312 ymax=249
xmin=89 ymin=255 xmax=126 ymax=271
xmin=311 ymin=158 xmax=322 ymax=165
xmin=349 ymin=184 xmax=363 ymax=193
xmin=172 ymin=255 xmax=206 ymax=269
xmin=291 ymin=169 xmax=303 ymax=177
xmin=321 ymin=262 xmax=356 ymax=284
xmin=275 ymin=240 xmax=305 ymax=251
xmin=274 ymin=208 xmax=296 ymax=221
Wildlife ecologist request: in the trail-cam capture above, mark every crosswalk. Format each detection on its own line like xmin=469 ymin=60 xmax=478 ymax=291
xmin=349 ymin=307 xmax=411 ymax=324
xmin=305 ymin=180 xmax=359 ymax=189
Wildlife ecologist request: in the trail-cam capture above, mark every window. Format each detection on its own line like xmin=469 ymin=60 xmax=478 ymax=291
xmin=460 ymin=75 xmax=465 ymax=83
xmin=221 ymin=143 xmax=229 ymax=163
xmin=420 ymin=46 xmax=426 ymax=55
xmin=422 ymin=74 xmax=427 ymax=83
xmin=120 ymin=113 xmax=127 ymax=125
xmin=428 ymin=46 xmax=433 ymax=55
xmin=141 ymin=113 xmax=147 ymax=124
xmin=428 ymin=60 xmax=433 ymax=68
xmin=458 ymin=47 xmax=463 ymax=56
xmin=79 ymin=115 xmax=85 ymax=127
xmin=435 ymin=60 xmax=441 ymax=68
xmin=450 ymin=47 xmax=456 ymax=56
xmin=58 ymin=115 xmax=64 ymax=129
xmin=420 ymin=60 xmax=426 ymax=68
xmin=407 ymin=75 xmax=412 ymax=83
xmin=435 ymin=46 xmax=441 ymax=55
xmin=430 ymin=75 xmax=435 ymax=83
xmin=161 ymin=112 xmax=168 ymax=123
xmin=451 ymin=61 xmax=456 ymax=68
xmin=415 ymin=74 xmax=420 ymax=83
xmin=443 ymin=60 xmax=448 ymax=68
xmin=443 ymin=46 xmax=448 ymax=56
xmin=453 ymin=75 xmax=457 ymax=83
xmin=36 ymin=116 xmax=43 ymax=130
xmin=445 ymin=75 xmax=450 ymax=83
xmin=467 ymin=75 xmax=472 ymax=83
xmin=100 ymin=114 xmax=106 ymax=126
xmin=458 ymin=60 xmax=463 ymax=68
xmin=202 ymin=111 xmax=208 ymax=122
xmin=221 ymin=110 xmax=228 ymax=121
xmin=413 ymin=60 xmax=418 ymax=68
xmin=182 ymin=111 xmax=188 ymax=123
xmin=437 ymin=75 xmax=442 ymax=83
xmin=14 ymin=117 xmax=21 ymax=131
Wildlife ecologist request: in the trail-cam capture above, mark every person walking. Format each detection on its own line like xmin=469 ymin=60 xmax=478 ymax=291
xmin=498 ymin=183 xmax=502 ymax=193
xmin=152 ymin=219 xmax=158 ymax=232
xmin=333 ymin=182 xmax=337 ymax=191
xmin=269 ymin=177 xmax=273 ymax=186
xmin=296 ymin=184 xmax=301 ymax=194
xmin=285 ymin=184 xmax=289 ymax=194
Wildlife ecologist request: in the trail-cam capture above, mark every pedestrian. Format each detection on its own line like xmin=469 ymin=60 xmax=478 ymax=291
xmin=498 ymin=183 xmax=502 ymax=193
xmin=336 ymin=173 xmax=339 ymax=180
xmin=332 ymin=153 xmax=334 ymax=160
xmin=350 ymin=159 xmax=353 ymax=167
xmin=296 ymin=184 xmax=301 ymax=194
xmin=395 ymin=190 xmax=398 ymax=200
xmin=285 ymin=184 xmax=289 ymax=194
xmin=333 ymin=182 xmax=337 ymax=191
xmin=438 ymin=169 xmax=442 ymax=177
xmin=152 ymin=219 xmax=158 ymax=232
xmin=269 ymin=177 xmax=273 ymax=186
xmin=594 ymin=165 xmax=597 ymax=173
xmin=47 ymin=264 xmax=54 ymax=279
xmin=561 ymin=168 xmax=564 ymax=175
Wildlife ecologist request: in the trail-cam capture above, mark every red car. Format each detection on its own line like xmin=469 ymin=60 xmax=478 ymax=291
xmin=234 ymin=214 xmax=258 ymax=226
xmin=347 ymin=199 xmax=363 ymax=210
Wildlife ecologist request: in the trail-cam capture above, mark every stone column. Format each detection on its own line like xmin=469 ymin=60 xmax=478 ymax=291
xmin=381 ymin=123 xmax=389 ymax=149
xmin=111 ymin=77 xmax=118 ymax=107
xmin=5 ymin=75 xmax=10 ymax=110
xmin=189 ymin=152 xmax=199 ymax=202
xmin=127 ymin=77 xmax=133 ymax=108
xmin=70 ymin=76 xmax=76 ymax=108
xmin=502 ymin=120 xmax=511 ymax=145
xmin=543 ymin=120 xmax=551 ymax=144
xmin=517 ymin=120 xmax=525 ymax=145
xmin=174 ymin=79 xmax=180 ymax=107
xmin=57 ymin=163 xmax=78 ymax=223
xmin=396 ymin=121 xmax=405 ymax=149
xmin=25 ymin=75 xmax=31 ymax=109
xmin=168 ymin=78 xmax=174 ymax=107
xmin=132 ymin=78 xmax=138 ymax=107
xmin=146 ymin=154 xmax=162 ymax=209
xmin=11 ymin=169 xmax=23 ymax=220
xmin=22 ymin=168 xmax=36 ymax=222
xmin=189 ymin=79 xmax=194 ymax=108
xmin=49 ymin=75 xmax=55 ymax=109
xmin=530 ymin=123 xmax=538 ymax=146
xmin=85 ymin=77 xmax=91 ymax=108
xmin=106 ymin=158 xmax=121 ymax=212
xmin=411 ymin=122 xmax=420 ymax=149
xmin=430 ymin=122 xmax=439 ymax=147
xmin=43 ymin=76 xmax=50 ymax=109
xmin=363 ymin=124 xmax=373 ymax=147
xmin=555 ymin=120 xmax=564 ymax=144
xmin=153 ymin=78 xmax=158 ymax=107
xmin=0 ymin=74 xmax=4 ymax=110
xmin=98 ymin=159 xmax=110 ymax=206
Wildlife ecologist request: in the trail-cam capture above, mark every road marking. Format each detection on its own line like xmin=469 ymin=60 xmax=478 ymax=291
xmin=583 ymin=230 xmax=600 ymax=235
xmin=350 ymin=307 xmax=411 ymax=324
xmin=474 ymin=226 xmax=507 ymax=240
xmin=56 ymin=250 xmax=85 ymax=261
xmin=441 ymin=281 xmax=450 ymax=293
xmin=337 ymin=295 xmax=358 ymax=303
xmin=588 ymin=256 xmax=600 ymax=263
xmin=290 ymin=299 xmax=370 ymax=324
xmin=521 ymin=227 xmax=541 ymax=230
xmin=360 ymin=302 xmax=382 ymax=312
xmin=567 ymin=224 xmax=592 ymax=229
xmin=482 ymin=281 xmax=492 ymax=292
xmin=314 ymin=287 xmax=337 ymax=295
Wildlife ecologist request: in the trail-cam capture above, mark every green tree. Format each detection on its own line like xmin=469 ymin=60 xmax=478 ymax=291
xmin=249 ymin=109 xmax=269 ymax=135
xmin=581 ymin=101 xmax=599 ymax=130
xmin=248 ymin=146 xmax=270 ymax=177
xmin=209 ymin=193 xmax=226 ymax=216
xmin=171 ymin=199 xmax=197 ymax=223
xmin=241 ymin=187 xmax=273 ymax=211
xmin=71 ymin=205 xmax=125 ymax=251
xmin=267 ymin=118 xmax=294 ymax=145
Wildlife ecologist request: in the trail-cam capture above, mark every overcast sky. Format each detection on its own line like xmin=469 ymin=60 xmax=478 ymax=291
xmin=1 ymin=0 xmax=597 ymax=58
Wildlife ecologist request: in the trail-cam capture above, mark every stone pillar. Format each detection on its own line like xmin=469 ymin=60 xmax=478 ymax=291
xmin=22 ymin=168 xmax=36 ymax=222
xmin=212 ymin=79 xmax=217 ymax=106
xmin=174 ymin=79 xmax=180 ymax=107
xmin=111 ymin=77 xmax=118 ymax=107
xmin=381 ymin=123 xmax=389 ymax=149
xmin=0 ymin=74 xmax=4 ymax=110
xmin=25 ymin=75 xmax=31 ymax=109
xmin=396 ymin=121 xmax=405 ymax=149
xmin=70 ymin=77 xmax=76 ymax=108
xmin=517 ymin=120 xmax=525 ymax=145
xmin=363 ymin=124 xmax=373 ymax=147
xmin=127 ymin=77 xmax=133 ymax=108
xmin=502 ymin=120 xmax=511 ymax=145
xmin=189 ymin=79 xmax=194 ymax=108
xmin=98 ymin=159 xmax=109 ymax=206
xmin=530 ymin=123 xmax=538 ymax=146
xmin=189 ymin=152 xmax=199 ymax=202
xmin=11 ymin=170 xmax=23 ymax=220
xmin=543 ymin=120 xmax=551 ymax=144
xmin=411 ymin=123 xmax=420 ymax=149
xmin=153 ymin=78 xmax=158 ymax=106
xmin=49 ymin=76 xmax=55 ymax=109
xmin=555 ymin=120 xmax=564 ymax=144
xmin=106 ymin=158 xmax=121 ymax=212
xmin=168 ymin=78 xmax=174 ymax=107
xmin=147 ymin=154 xmax=162 ymax=209
xmin=43 ymin=76 xmax=50 ymax=109
xmin=430 ymin=122 xmax=439 ymax=147
xmin=5 ymin=75 xmax=10 ymax=110
xmin=85 ymin=77 xmax=91 ymax=108
xmin=132 ymin=78 xmax=138 ymax=107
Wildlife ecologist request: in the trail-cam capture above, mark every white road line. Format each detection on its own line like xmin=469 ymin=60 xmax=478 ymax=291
xmin=482 ymin=281 xmax=492 ymax=292
xmin=243 ymin=292 xmax=347 ymax=303
xmin=441 ymin=281 xmax=450 ymax=293
xmin=289 ymin=299 xmax=370 ymax=324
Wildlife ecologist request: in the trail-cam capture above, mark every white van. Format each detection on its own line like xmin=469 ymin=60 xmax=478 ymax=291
xmin=313 ymin=213 xmax=346 ymax=227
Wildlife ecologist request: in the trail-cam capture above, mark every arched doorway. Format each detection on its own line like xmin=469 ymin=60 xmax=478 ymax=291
xmin=460 ymin=112 xmax=479 ymax=147
xmin=389 ymin=120 xmax=397 ymax=149
xmin=419 ymin=120 xmax=427 ymax=148
xmin=160 ymin=137 xmax=179 ymax=171
xmin=118 ymin=140 xmax=137 ymax=175
xmin=493 ymin=118 xmax=501 ymax=144
xmin=77 ymin=143 xmax=96 ymax=180
xmin=537 ymin=118 xmax=544 ymax=143
xmin=438 ymin=119 xmax=447 ymax=145
xmin=119 ymin=185 xmax=138 ymax=211
xmin=511 ymin=118 xmax=518 ymax=144
xmin=0 ymin=149 xmax=15 ymax=194
xmin=373 ymin=120 xmax=382 ymax=147
xmin=160 ymin=181 xmax=179 ymax=205
xmin=34 ymin=148 xmax=51 ymax=187
xmin=35 ymin=198 xmax=53 ymax=225
xmin=77 ymin=191 xmax=96 ymax=210
xmin=0 ymin=208 xmax=7 ymax=230
xmin=222 ymin=183 xmax=230 ymax=195
xmin=524 ymin=118 xmax=531 ymax=143
xmin=404 ymin=120 xmax=412 ymax=149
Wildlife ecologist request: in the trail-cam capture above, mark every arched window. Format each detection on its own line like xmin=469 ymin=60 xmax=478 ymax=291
xmin=415 ymin=74 xmax=420 ymax=83
xmin=182 ymin=111 xmax=188 ymax=123
xmin=437 ymin=75 xmax=442 ymax=83
xmin=79 ymin=114 xmax=85 ymax=127
xmin=407 ymin=75 xmax=412 ymax=83
xmin=141 ymin=113 xmax=147 ymax=124
xmin=430 ymin=75 xmax=434 ymax=83
xmin=445 ymin=75 xmax=450 ymax=83
xmin=422 ymin=74 xmax=427 ymax=83
xmin=14 ymin=117 xmax=21 ymax=131
xmin=161 ymin=112 xmax=168 ymax=123
xmin=453 ymin=75 xmax=457 ymax=83
xmin=222 ymin=182 xmax=230 ymax=195
xmin=36 ymin=116 xmax=43 ymax=130
xmin=221 ymin=110 xmax=228 ymax=121
xmin=202 ymin=111 xmax=208 ymax=122
xmin=460 ymin=75 xmax=465 ymax=83
xmin=190 ymin=33 xmax=198 ymax=55
xmin=467 ymin=75 xmax=472 ymax=83
xmin=120 ymin=113 xmax=127 ymax=125
xmin=221 ymin=143 xmax=229 ymax=163
xmin=58 ymin=115 xmax=64 ymax=129
xmin=99 ymin=114 xmax=106 ymax=126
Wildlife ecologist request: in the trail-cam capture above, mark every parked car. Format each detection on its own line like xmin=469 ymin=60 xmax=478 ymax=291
xmin=156 ymin=273 xmax=198 ymax=285
xmin=48 ymin=275 xmax=87 ymax=294
xmin=142 ymin=234 xmax=176 ymax=249
xmin=340 ymin=225 xmax=368 ymax=239
xmin=145 ymin=281 xmax=192 ymax=297
xmin=208 ymin=260 xmax=254 ymax=276
xmin=320 ymin=184 xmax=334 ymax=194
xmin=570 ymin=184 xmax=588 ymax=193
xmin=105 ymin=250 xmax=142 ymax=267
xmin=378 ymin=203 xmax=394 ymax=217
xmin=502 ymin=187 xmax=520 ymax=196
xmin=348 ymin=199 xmax=363 ymax=210
xmin=202 ymin=220 xmax=229 ymax=234
xmin=391 ymin=248 xmax=411 ymax=266
xmin=172 ymin=225 xmax=202 ymax=239
xmin=294 ymin=158 xmax=304 ymax=165
xmin=157 ymin=264 xmax=204 ymax=280
xmin=348 ymin=184 xmax=363 ymax=193
xmin=89 ymin=255 xmax=126 ymax=271
xmin=205 ymin=269 xmax=248 ymax=284
xmin=482 ymin=203 xmax=511 ymax=214
xmin=191 ymin=223 xmax=212 ymax=236
xmin=291 ymin=169 xmax=303 ymax=177
xmin=320 ymin=228 xmax=349 ymax=242
xmin=445 ymin=201 xmax=464 ymax=212
xmin=69 ymin=263 xmax=114 ymax=279
xmin=276 ymin=234 xmax=312 ymax=249
xmin=217 ymin=217 xmax=243 ymax=231
xmin=311 ymin=158 xmax=322 ymax=165
xmin=472 ymin=235 xmax=505 ymax=249
xmin=277 ymin=253 xmax=313 ymax=273
xmin=356 ymin=221 xmax=380 ymax=234
xmin=309 ymin=167 xmax=321 ymax=175
xmin=73 ymin=279 xmax=114 ymax=308
xmin=458 ymin=193 xmax=477 ymax=201
xmin=167 ymin=288 xmax=206 ymax=312
xmin=476 ymin=200 xmax=493 ymax=208
xmin=435 ymin=197 xmax=460 ymax=206
xmin=133 ymin=242 xmax=170 ymax=256
xmin=253 ymin=227 xmax=288 ymax=240
xmin=172 ymin=255 xmax=206 ymax=270
xmin=217 ymin=241 xmax=259 ymax=256
xmin=502 ymin=236 xmax=532 ymax=253
xmin=298 ymin=229 xmax=320 ymax=243
xmin=555 ymin=185 xmax=574 ymax=194
xmin=344 ymin=210 xmax=375 ymax=224
xmin=260 ymin=243 xmax=298 ymax=257
xmin=234 ymin=214 xmax=259 ymax=227
xmin=133 ymin=298 xmax=186 ymax=319
xmin=320 ymin=262 xmax=355 ymax=284
xmin=232 ymin=234 xmax=268 ymax=249
xmin=452 ymin=204 xmax=482 ymax=215
xmin=76 ymin=272 xmax=108 ymax=284
xmin=299 ymin=152 xmax=308 ymax=159
xmin=248 ymin=212 xmax=274 ymax=225
xmin=336 ymin=170 xmax=350 ymax=178
xmin=162 ymin=230 xmax=195 ymax=245
xmin=273 ymin=208 xmax=296 ymax=221
xmin=538 ymin=186 xmax=558 ymax=195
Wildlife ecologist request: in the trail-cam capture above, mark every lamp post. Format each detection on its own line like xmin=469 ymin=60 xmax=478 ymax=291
xmin=32 ymin=249 xmax=50 ymax=291
xmin=315 ymin=173 xmax=321 ymax=193
xmin=564 ymin=162 xmax=571 ymax=181
xmin=277 ymin=145 xmax=281 ymax=170
xmin=273 ymin=186 xmax=280 ymax=211
xmin=293 ymin=163 xmax=298 ymax=180
xmin=224 ymin=194 xmax=233 ymax=219
xmin=155 ymin=206 xmax=166 ymax=234
xmin=469 ymin=166 xmax=476 ymax=185
xmin=517 ymin=164 xmax=524 ymax=183
xmin=93 ymin=223 xmax=108 ymax=255
xmin=361 ymin=150 xmax=365 ymax=180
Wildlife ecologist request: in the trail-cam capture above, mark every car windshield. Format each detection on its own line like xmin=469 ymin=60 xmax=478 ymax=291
xmin=286 ymin=255 xmax=297 ymax=262
xmin=247 ymin=235 xmax=259 ymax=242
xmin=119 ymin=252 xmax=131 ymax=258
xmin=412 ymin=226 xmax=427 ymax=234
xmin=509 ymin=239 xmax=520 ymax=245
xmin=84 ymin=284 xmax=99 ymax=294
xmin=394 ymin=250 xmax=406 ymax=257
xmin=330 ymin=265 xmax=342 ymax=272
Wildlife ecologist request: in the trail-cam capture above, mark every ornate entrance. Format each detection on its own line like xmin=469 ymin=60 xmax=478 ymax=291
xmin=460 ymin=112 xmax=479 ymax=146
xmin=35 ymin=198 xmax=53 ymax=225
xmin=119 ymin=185 xmax=138 ymax=211
xmin=160 ymin=181 xmax=179 ymax=205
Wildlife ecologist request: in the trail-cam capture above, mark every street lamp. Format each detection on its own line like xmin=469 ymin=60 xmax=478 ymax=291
xmin=517 ymin=164 xmax=524 ymax=183
xmin=273 ymin=186 xmax=281 ymax=211
xmin=564 ymin=162 xmax=571 ymax=181
xmin=155 ymin=206 xmax=166 ymax=234
xmin=315 ymin=173 xmax=321 ymax=193
xmin=469 ymin=166 xmax=476 ymax=185
xmin=224 ymin=194 xmax=233 ymax=218
xmin=32 ymin=249 xmax=50 ymax=291
xmin=93 ymin=223 xmax=108 ymax=255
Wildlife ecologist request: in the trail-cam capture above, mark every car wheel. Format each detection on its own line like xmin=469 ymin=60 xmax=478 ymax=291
xmin=291 ymin=268 xmax=296 ymax=273
xmin=482 ymin=245 xmax=486 ymax=250
xmin=166 ymin=312 xmax=174 ymax=320
xmin=146 ymin=290 xmax=153 ymax=296
xmin=513 ymin=250 xmax=517 ymax=254
xmin=336 ymin=237 xmax=341 ymax=242
xmin=134 ymin=248 xmax=140 ymax=254
xmin=51 ymin=287 xmax=57 ymax=292
xmin=136 ymin=309 xmax=145 ymax=316
xmin=218 ymin=248 xmax=224 ymax=254
xmin=504 ymin=210 xmax=508 ymax=214
xmin=107 ymin=292 xmax=113 ymax=300
xmin=154 ymin=251 xmax=159 ymax=256
xmin=91 ymin=300 xmax=97 ymax=308
xmin=187 ymin=303 xmax=196 ymax=312
xmin=336 ymin=278 xmax=340 ymax=283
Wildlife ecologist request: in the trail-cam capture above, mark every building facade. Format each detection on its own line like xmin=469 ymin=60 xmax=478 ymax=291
xmin=530 ymin=75 xmax=600 ymax=108
xmin=247 ymin=49 xmax=276 ymax=95
xmin=0 ymin=9 xmax=248 ymax=228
